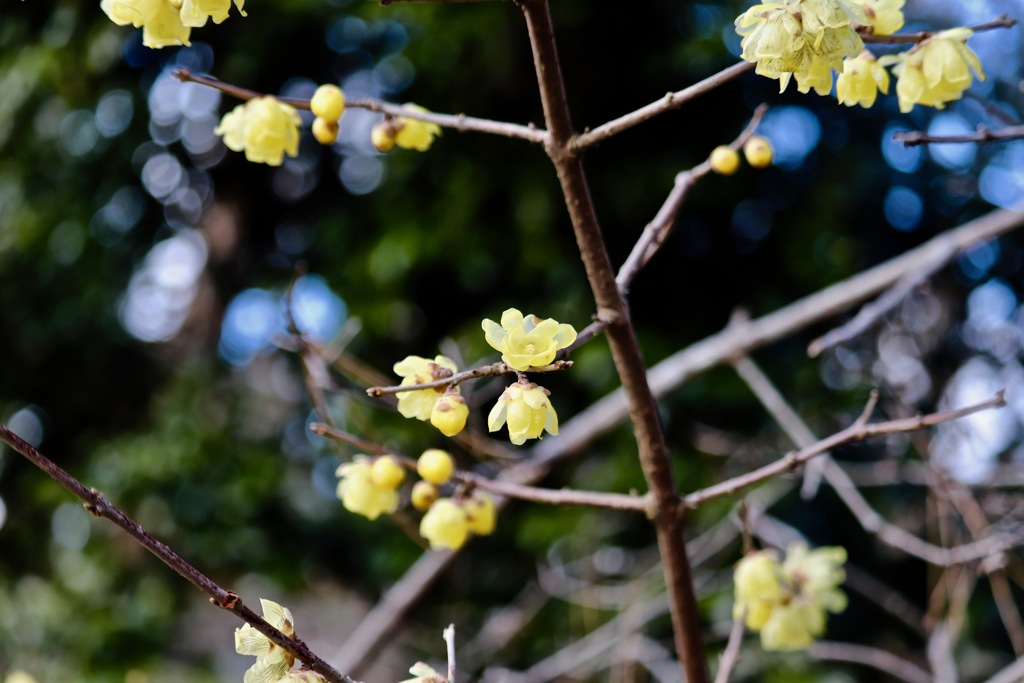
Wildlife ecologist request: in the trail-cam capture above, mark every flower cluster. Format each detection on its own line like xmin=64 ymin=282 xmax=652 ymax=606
xmin=101 ymin=0 xmax=245 ymax=49
xmin=709 ymin=135 xmax=774 ymax=176
xmin=393 ymin=355 xmax=469 ymax=437
xmin=372 ymin=105 xmax=442 ymax=153
xmin=234 ymin=599 xmax=326 ymax=683
xmin=310 ymin=84 xmax=346 ymax=146
xmin=335 ymin=456 xmax=403 ymax=520
xmin=215 ymin=97 xmax=301 ymax=166
xmin=733 ymin=543 xmax=848 ymax=651
xmin=735 ymin=0 xmax=986 ymax=112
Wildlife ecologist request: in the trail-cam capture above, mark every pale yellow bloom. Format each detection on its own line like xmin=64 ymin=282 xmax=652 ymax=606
xmin=836 ymin=51 xmax=890 ymax=107
xmin=420 ymin=498 xmax=469 ymax=550
xmin=393 ymin=355 xmax=458 ymax=421
xmin=179 ymin=0 xmax=245 ymax=27
xmin=733 ymin=543 xmax=847 ymax=651
xmin=101 ymin=0 xmax=192 ymax=48
xmin=488 ymin=382 xmax=558 ymax=445
xmin=881 ymin=28 xmax=985 ymax=113
xmin=463 ymin=492 xmax=497 ymax=536
xmin=394 ymin=105 xmax=441 ymax=151
xmin=857 ymin=0 xmax=904 ymax=35
xmin=234 ymin=599 xmax=296 ymax=683
xmin=370 ymin=456 xmax=405 ymax=490
xmin=430 ymin=393 xmax=470 ymax=437
xmin=336 ymin=459 xmax=399 ymax=520
xmin=399 ymin=663 xmax=444 ymax=683
xmin=735 ymin=0 xmax=864 ymax=95
xmin=482 ymin=308 xmax=577 ymax=371
xmin=215 ymin=97 xmax=301 ymax=166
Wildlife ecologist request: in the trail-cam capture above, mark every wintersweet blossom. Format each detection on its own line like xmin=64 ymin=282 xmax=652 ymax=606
xmin=735 ymin=0 xmax=865 ymax=95
xmin=836 ymin=51 xmax=890 ymax=107
xmin=234 ymin=599 xmax=295 ymax=683
xmin=463 ymin=492 xmax=497 ymax=536
xmin=101 ymin=0 xmax=192 ymax=48
xmin=180 ymin=0 xmax=246 ymax=27
xmin=394 ymin=105 xmax=442 ymax=151
xmin=733 ymin=543 xmax=847 ymax=651
xmin=336 ymin=459 xmax=400 ymax=520
xmin=399 ymin=663 xmax=444 ymax=683
xmin=420 ymin=498 xmax=469 ymax=550
xmin=881 ymin=28 xmax=985 ymax=113
xmin=394 ymin=355 xmax=459 ymax=421
xmin=857 ymin=0 xmax=904 ymax=36
xmin=215 ymin=97 xmax=301 ymax=166
xmin=488 ymin=382 xmax=558 ymax=445
xmin=430 ymin=393 xmax=470 ymax=437
xmin=482 ymin=308 xmax=577 ymax=371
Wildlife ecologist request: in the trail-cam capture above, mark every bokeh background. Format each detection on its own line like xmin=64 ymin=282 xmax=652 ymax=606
xmin=2 ymin=0 xmax=1024 ymax=680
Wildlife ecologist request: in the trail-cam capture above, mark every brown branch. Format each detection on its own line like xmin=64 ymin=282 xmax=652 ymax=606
xmin=519 ymin=1 xmax=708 ymax=680
xmin=0 ymin=424 xmax=357 ymax=683
xmin=893 ymin=124 xmax=1024 ymax=147
xmin=366 ymin=360 xmax=573 ymax=397
xmin=574 ymin=61 xmax=755 ymax=150
xmin=713 ymin=616 xmax=746 ymax=683
xmin=680 ymin=391 xmax=1007 ymax=512
xmin=809 ymin=641 xmax=933 ymax=683
xmin=860 ymin=15 xmax=1017 ymax=44
xmin=172 ymin=68 xmax=548 ymax=144
xmin=616 ymin=104 xmax=768 ymax=295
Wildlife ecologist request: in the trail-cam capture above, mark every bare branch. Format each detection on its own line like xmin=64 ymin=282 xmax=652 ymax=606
xmin=893 ymin=124 xmax=1024 ymax=147
xmin=984 ymin=656 xmax=1024 ymax=683
xmin=574 ymin=61 xmax=754 ymax=149
xmin=713 ymin=616 xmax=746 ymax=683
xmin=0 ymin=424 xmax=357 ymax=683
xmin=444 ymin=624 xmax=457 ymax=683
xmin=809 ymin=641 xmax=933 ymax=683
xmin=172 ymin=68 xmax=548 ymax=144
xmin=366 ymin=360 xmax=573 ymax=397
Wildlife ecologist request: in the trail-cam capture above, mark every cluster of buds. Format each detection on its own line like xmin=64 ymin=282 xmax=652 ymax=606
xmin=736 ymin=0 xmax=985 ymax=112
xmin=709 ymin=135 xmax=774 ymax=176
xmin=335 ymin=449 xmax=496 ymax=551
xmin=309 ymin=84 xmax=346 ymax=146
xmin=733 ymin=542 xmax=848 ymax=651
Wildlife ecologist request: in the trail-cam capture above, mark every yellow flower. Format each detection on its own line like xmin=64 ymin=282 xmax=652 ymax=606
xmin=743 ymin=135 xmax=774 ymax=168
xmin=482 ymin=308 xmax=577 ymax=371
xmin=488 ymin=382 xmax=558 ymax=445
xmin=4 ymin=672 xmax=39 ymax=683
xmin=399 ymin=663 xmax=444 ymax=683
xmin=370 ymin=456 xmax=405 ymax=490
xmin=101 ymin=0 xmax=192 ymax=48
xmin=735 ymin=0 xmax=864 ymax=95
xmin=709 ymin=146 xmax=740 ymax=175
xmin=179 ymin=0 xmax=245 ymax=27
xmin=394 ymin=105 xmax=441 ymax=151
xmin=836 ymin=51 xmax=890 ymax=107
xmin=214 ymin=97 xmax=301 ymax=166
xmin=857 ymin=0 xmax=904 ymax=35
xmin=420 ymin=498 xmax=469 ymax=550
xmin=393 ymin=355 xmax=458 ymax=421
xmin=336 ymin=459 xmax=399 ymax=520
xmin=463 ymin=492 xmax=496 ymax=536
xmin=417 ymin=448 xmax=455 ymax=485
xmin=733 ymin=543 xmax=847 ymax=651
xmin=430 ymin=393 xmax=470 ymax=437
xmin=411 ymin=481 xmax=439 ymax=511
xmin=234 ymin=598 xmax=295 ymax=683
xmin=310 ymin=85 xmax=346 ymax=122
xmin=881 ymin=28 xmax=985 ymax=113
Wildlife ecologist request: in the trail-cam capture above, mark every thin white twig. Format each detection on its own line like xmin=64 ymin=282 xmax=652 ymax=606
xmin=444 ymin=624 xmax=457 ymax=683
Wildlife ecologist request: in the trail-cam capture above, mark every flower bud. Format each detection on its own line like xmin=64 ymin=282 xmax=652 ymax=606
xmin=743 ymin=135 xmax=773 ymax=168
xmin=430 ymin=394 xmax=469 ymax=437
xmin=709 ymin=145 xmax=740 ymax=175
xmin=370 ymin=456 xmax=405 ymax=490
xmin=417 ymin=448 xmax=455 ymax=484
xmin=463 ymin=492 xmax=496 ymax=535
xmin=310 ymin=84 xmax=345 ymax=121
xmin=411 ymin=481 xmax=439 ymax=511
xmin=312 ymin=116 xmax=339 ymax=145
xmin=420 ymin=498 xmax=469 ymax=550
xmin=371 ymin=121 xmax=397 ymax=153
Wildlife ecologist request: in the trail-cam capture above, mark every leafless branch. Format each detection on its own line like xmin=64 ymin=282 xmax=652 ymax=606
xmin=366 ymin=360 xmax=573 ymax=396
xmin=860 ymin=15 xmax=1017 ymax=44
xmin=713 ymin=616 xmax=746 ymax=683
xmin=893 ymin=124 xmax=1024 ymax=147
xmin=809 ymin=641 xmax=932 ymax=683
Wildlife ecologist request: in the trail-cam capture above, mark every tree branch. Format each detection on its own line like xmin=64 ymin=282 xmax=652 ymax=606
xmin=172 ymin=68 xmax=548 ymax=144
xmin=860 ymin=15 xmax=1017 ymax=44
xmin=809 ymin=641 xmax=933 ymax=683
xmin=0 ymin=424 xmax=357 ymax=683
xmin=893 ymin=125 xmax=1024 ymax=147
xmin=365 ymin=360 xmax=572 ymax=396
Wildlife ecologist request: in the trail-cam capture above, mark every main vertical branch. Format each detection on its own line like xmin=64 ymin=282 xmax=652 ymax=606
xmin=518 ymin=1 xmax=709 ymax=680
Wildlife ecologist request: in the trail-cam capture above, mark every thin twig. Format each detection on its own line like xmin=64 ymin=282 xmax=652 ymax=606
xmin=893 ymin=124 xmax=1024 ymax=147
xmin=574 ymin=61 xmax=754 ymax=149
xmin=444 ymin=624 xmax=457 ymax=683
xmin=860 ymin=15 xmax=1017 ymax=44
xmin=809 ymin=641 xmax=932 ymax=683
xmin=713 ymin=616 xmax=746 ymax=683
xmin=0 ymin=424 xmax=357 ymax=683
xmin=172 ymin=68 xmax=548 ymax=144
xmin=366 ymin=360 xmax=572 ymax=396
xmin=983 ymin=656 xmax=1024 ymax=683
xmin=616 ymin=105 xmax=768 ymax=295
xmin=680 ymin=391 xmax=1007 ymax=512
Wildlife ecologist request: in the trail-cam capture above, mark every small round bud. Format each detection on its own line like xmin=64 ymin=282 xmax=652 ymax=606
xmin=417 ymin=448 xmax=455 ymax=485
xmin=743 ymin=135 xmax=773 ymax=168
xmin=420 ymin=498 xmax=469 ymax=550
xmin=371 ymin=121 xmax=397 ymax=153
xmin=709 ymin=146 xmax=740 ymax=176
xmin=463 ymin=492 xmax=496 ymax=535
xmin=310 ymin=84 xmax=345 ymax=121
xmin=370 ymin=456 xmax=405 ymax=490
xmin=312 ymin=117 xmax=339 ymax=145
xmin=430 ymin=394 xmax=469 ymax=437
xmin=411 ymin=481 xmax=439 ymax=511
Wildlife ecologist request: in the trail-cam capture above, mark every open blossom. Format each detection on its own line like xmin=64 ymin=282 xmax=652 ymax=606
xmin=881 ymin=28 xmax=985 ymax=113
xmin=180 ymin=0 xmax=246 ymax=27
xmin=234 ymin=599 xmax=296 ymax=683
xmin=735 ymin=0 xmax=864 ymax=95
xmin=394 ymin=105 xmax=442 ymax=151
xmin=734 ymin=543 xmax=847 ymax=651
xmin=836 ymin=51 xmax=890 ymax=107
xmin=393 ymin=355 xmax=458 ymax=421
xmin=856 ymin=0 xmax=903 ymax=35
xmin=482 ymin=308 xmax=576 ymax=371
xmin=488 ymin=382 xmax=558 ymax=445
xmin=215 ymin=97 xmax=301 ymax=166
xmin=336 ymin=459 xmax=400 ymax=520
xmin=101 ymin=0 xmax=244 ymax=48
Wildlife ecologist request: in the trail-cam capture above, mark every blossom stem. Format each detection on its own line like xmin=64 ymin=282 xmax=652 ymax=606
xmin=365 ymin=360 xmax=572 ymax=396
xmin=172 ymin=68 xmax=547 ymax=144
xmin=860 ymin=14 xmax=1017 ymax=44
xmin=0 ymin=424 xmax=358 ymax=683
